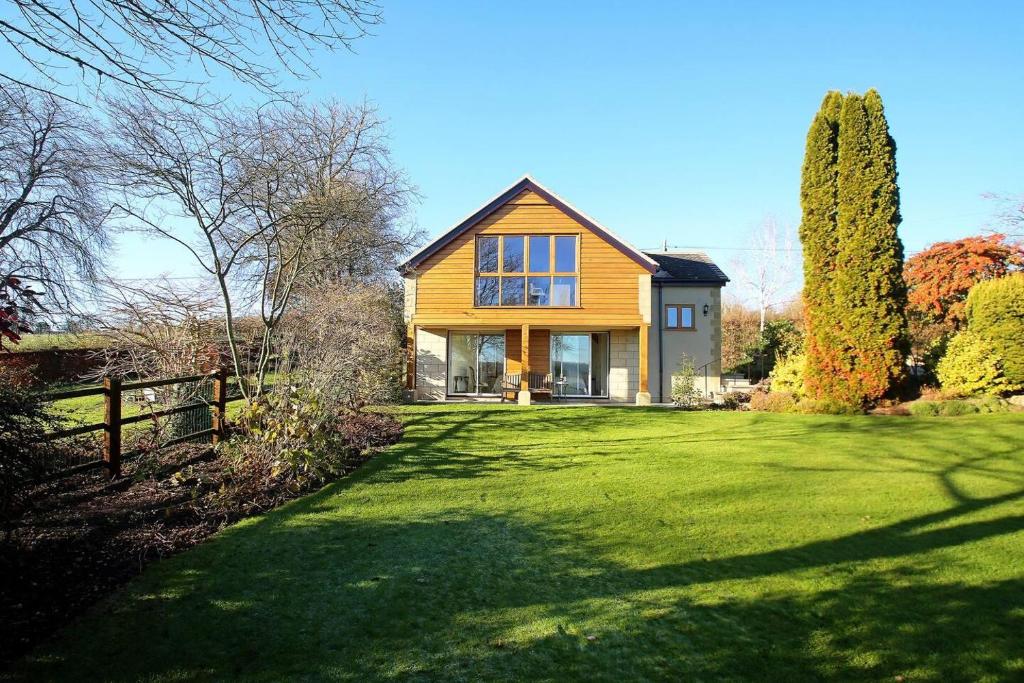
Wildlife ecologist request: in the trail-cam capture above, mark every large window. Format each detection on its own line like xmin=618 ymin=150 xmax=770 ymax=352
xmin=475 ymin=235 xmax=578 ymax=307
xmin=448 ymin=333 xmax=505 ymax=395
xmin=550 ymin=332 xmax=609 ymax=397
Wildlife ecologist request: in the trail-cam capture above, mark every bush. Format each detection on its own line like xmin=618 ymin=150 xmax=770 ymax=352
xmin=972 ymin=395 xmax=1012 ymax=414
xmin=749 ymin=391 xmax=797 ymax=413
xmin=671 ymin=354 xmax=702 ymax=408
xmin=0 ymin=381 xmax=64 ymax=538
xmin=908 ymin=401 xmax=942 ymax=417
xmin=769 ymin=353 xmax=806 ymax=398
xmin=939 ymin=400 xmax=979 ymax=416
xmin=215 ymin=386 xmax=403 ymax=512
xmin=908 ymin=398 xmax=1008 ymax=417
xmin=719 ymin=392 xmax=745 ymax=410
xmin=936 ymin=330 xmax=1019 ymax=396
xmin=278 ymin=284 xmax=405 ymax=409
xmin=792 ymin=398 xmax=862 ymax=415
xmin=965 ymin=273 xmax=1024 ymax=386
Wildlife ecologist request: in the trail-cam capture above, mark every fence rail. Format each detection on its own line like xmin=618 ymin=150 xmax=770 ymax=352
xmin=38 ymin=367 xmax=245 ymax=478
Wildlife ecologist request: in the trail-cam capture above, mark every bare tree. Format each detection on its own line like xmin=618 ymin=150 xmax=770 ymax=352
xmin=985 ymin=192 xmax=1024 ymax=241
xmin=0 ymin=0 xmax=381 ymax=104
xmin=0 ymin=83 xmax=109 ymax=341
xmin=730 ymin=216 xmax=799 ymax=331
xmin=103 ymin=96 xmax=413 ymax=399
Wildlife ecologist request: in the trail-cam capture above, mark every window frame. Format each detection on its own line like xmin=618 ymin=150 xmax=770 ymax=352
xmin=475 ymin=234 xmax=581 ymax=308
xmin=664 ymin=304 xmax=696 ymax=331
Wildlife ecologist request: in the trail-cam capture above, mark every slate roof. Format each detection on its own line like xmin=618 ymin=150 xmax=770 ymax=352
xmin=644 ymin=251 xmax=730 ymax=284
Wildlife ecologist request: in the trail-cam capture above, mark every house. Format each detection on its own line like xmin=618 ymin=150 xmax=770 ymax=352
xmin=398 ymin=176 xmax=729 ymax=404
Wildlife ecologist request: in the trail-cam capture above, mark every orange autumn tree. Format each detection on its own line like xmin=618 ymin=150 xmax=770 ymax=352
xmin=904 ymin=234 xmax=1024 ymax=331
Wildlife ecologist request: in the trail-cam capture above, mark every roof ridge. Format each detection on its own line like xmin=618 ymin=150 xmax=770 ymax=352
xmin=398 ymin=176 xmax=658 ymax=273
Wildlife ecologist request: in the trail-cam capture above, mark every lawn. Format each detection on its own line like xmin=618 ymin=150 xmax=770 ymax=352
xmin=12 ymin=332 xmax=108 ymax=352
xmin=12 ymin=406 xmax=1024 ymax=681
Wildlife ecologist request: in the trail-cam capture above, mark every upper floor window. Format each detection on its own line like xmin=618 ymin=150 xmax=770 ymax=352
xmin=476 ymin=234 xmax=578 ymax=307
xmin=665 ymin=304 xmax=695 ymax=330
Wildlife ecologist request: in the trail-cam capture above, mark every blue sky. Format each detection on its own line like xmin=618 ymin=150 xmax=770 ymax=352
xmin=85 ymin=2 xmax=1024 ymax=296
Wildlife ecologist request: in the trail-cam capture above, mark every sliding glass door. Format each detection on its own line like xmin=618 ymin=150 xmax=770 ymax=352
xmin=551 ymin=333 xmax=609 ymax=397
xmin=448 ymin=333 xmax=505 ymax=395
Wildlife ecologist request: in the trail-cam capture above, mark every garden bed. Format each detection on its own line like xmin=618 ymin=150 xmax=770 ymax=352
xmin=0 ymin=412 xmax=403 ymax=669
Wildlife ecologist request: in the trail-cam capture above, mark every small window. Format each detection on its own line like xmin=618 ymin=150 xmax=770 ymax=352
xmin=665 ymin=304 xmax=695 ymax=330
xmin=552 ymin=276 xmax=577 ymax=306
xmin=501 ymin=277 xmax=525 ymax=306
xmin=476 ymin=277 xmax=499 ymax=306
xmin=503 ymin=236 xmax=524 ymax=273
xmin=478 ymin=237 xmax=499 ymax=273
xmin=555 ymin=235 xmax=577 ymax=272
xmin=529 ymin=236 xmax=550 ymax=272
xmin=527 ymin=276 xmax=550 ymax=306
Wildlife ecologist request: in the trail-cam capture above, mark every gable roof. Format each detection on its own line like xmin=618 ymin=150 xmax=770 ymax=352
xmin=646 ymin=251 xmax=730 ymax=284
xmin=398 ymin=175 xmax=659 ymax=273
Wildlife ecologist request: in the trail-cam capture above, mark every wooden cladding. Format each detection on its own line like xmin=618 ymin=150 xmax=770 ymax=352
xmin=411 ymin=189 xmax=649 ymax=327
xmin=505 ymin=327 xmax=551 ymax=376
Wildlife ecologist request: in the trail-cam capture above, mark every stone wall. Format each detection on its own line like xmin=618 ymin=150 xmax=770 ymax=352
xmin=609 ymin=328 xmax=639 ymax=402
xmin=649 ymin=284 xmax=724 ymax=402
xmin=414 ymin=327 xmax=447 ymax=400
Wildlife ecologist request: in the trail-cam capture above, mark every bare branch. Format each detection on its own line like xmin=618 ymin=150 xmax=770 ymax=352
xmin=0 ymin=0 xmax=382 ymax=104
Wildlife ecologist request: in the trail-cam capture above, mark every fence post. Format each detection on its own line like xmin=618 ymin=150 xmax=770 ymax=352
xmin=212 ymin=367 xmax=227 ymax=445
xmin=103 ymin=376 xmax=122 ymax=478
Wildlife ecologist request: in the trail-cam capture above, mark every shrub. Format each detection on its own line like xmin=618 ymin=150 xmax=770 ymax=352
xmin=965 ymin=273 xmax=1024 ymax=386
xmin=908 ymin=398 xmax=1007 ymax=417
xmin=939 ymin=400 xmax=979 ymax=416
xmin=749 ymin=391 xmax=797 ymax=413
xmin=216 ymin=386 xmax=403 ymax=512
xmin=278 ymin=284 xmax=405 ymax=409
xmin=792 ymin=398 xmax=862 ymax=415
xmin=0 ymin=381 xmax=64 ymax=538
xmin=908 ymin=401 xmax=942 ymax=417
xmin=972 ymin=395 xmax=1011 ymax=414
xmin=719 ymin=392 xmax=744 ymax=410
xmin=936 ymin=329 xmax=1019 ymax=396
xmin=769 ymin=353 xmax=806 ymax=398
xmin=222 ymin=387 xmax=349 ymax=485
xmin=671 ymin=354 xmax=702 ymax=408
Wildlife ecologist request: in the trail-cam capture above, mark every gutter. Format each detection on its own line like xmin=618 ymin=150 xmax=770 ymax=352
xmin=656 ymin=281 xmax=664 ymax=403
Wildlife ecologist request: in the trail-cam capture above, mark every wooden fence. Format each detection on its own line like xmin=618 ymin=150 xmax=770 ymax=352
xmin=40 ymin=367 xmax=246 ymax=478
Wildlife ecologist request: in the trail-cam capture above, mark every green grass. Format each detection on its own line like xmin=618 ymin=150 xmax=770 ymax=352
xmin=12 ymin=332 xmax=108 ymax=352
xmin=13 ymin=407 xmax=1024 ymax=681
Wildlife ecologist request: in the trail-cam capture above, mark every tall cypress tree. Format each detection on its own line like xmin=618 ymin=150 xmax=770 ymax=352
xmin=799 ymin=91 xmax=843 ymax=399
xmin=800 ymin=89 xmax=908 ymax=406
xmin=861 ymin=89 xmax=909 ymax=396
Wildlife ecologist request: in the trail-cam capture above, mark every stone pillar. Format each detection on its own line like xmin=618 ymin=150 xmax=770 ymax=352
xmin=518 ymin=323 xmax=531 ymax=405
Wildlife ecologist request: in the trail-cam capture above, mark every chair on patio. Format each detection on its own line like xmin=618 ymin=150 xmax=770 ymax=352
xmin=527 ymin=372 xmax=554 ymax=400
xmin=494 ymin=374 xmax=521 ymax=402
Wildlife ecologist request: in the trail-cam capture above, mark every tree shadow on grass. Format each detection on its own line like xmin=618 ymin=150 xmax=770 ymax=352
xmin=13 ymin=410 xmax=1024 ymax=680
xmin=16 ymin=471 xmax=1024 ymax=682
xmin=374 ymin=407 xmax=826 ymax=485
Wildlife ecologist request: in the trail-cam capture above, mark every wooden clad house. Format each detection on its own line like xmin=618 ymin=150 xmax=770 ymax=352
xmin=399 ymin=176 xmax=728 ymax=404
